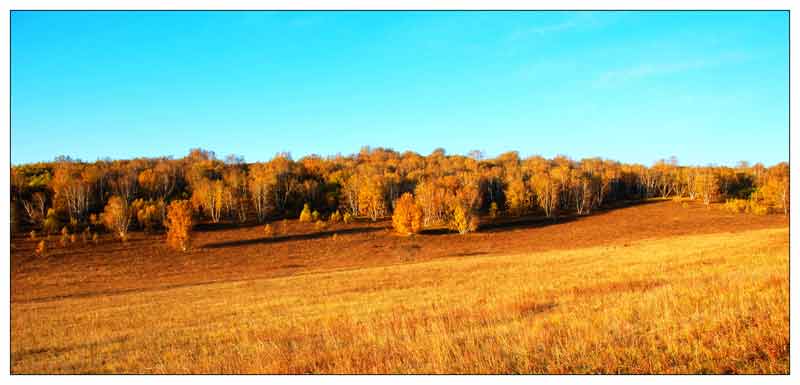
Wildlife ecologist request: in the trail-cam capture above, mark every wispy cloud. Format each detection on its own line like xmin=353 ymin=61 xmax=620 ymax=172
xmin=593 ymin=53 xmax=747 ymax=86
xmin=596 ymin=60 xmax=711 ymax=84
xmin=508 ymin=11 xmax=624 ymax=41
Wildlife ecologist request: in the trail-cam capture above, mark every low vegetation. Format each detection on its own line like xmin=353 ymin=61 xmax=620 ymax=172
xmin=10 ymin=226 xmax=788 ymax=373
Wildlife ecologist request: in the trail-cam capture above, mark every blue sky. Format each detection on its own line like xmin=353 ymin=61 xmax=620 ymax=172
xmin=11 ymin=11 xmax=789 ymax=166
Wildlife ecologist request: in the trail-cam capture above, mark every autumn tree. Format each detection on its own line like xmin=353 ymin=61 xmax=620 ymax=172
xmin=109 ymin=164 xmax=139 ymax=204
xmin=223 ymin=166 xmax=249 ymax=223
xmin=166 ymin=200 xmax=193 ymax=251
xmin=21 ymin=191 xmax=47 ymax=227
xmin=760 ymin=163 xmax=789 ymax=215
xmin=571 ymin=171 xmax=597 ymax=215
xmin=133 ymin=199 xmax=165 ymax=233
xmin=504 ymin=173 xmax=530 ymax=216
xmin=299 ymin=203 xmax=313 ymax=222
xmin=392 ymin=193 xmax=423 ymax=235
xmin=414 ymin=179 xmax=448 ymax=227
xmin=101 ymin=196 xmax=132 ymax=241
xmin=358 ymin=173 xmax=387 ymax=221
xmin=51 ymin=163 xmax=91 ymax=223
xmin=694 ymin=168 xmax=720 ymax=206
xmin=248 ymin=163 xmax=275 ymax=223
xmin=530 ymin=172 xmax=560 ymax=218
xmin=191 ymin=178 xmax=226 ymax=223
xmin=450 ymin=204 xmax=478 ymax=235
xmin=267 ymin=154 xmax=299 ymax=214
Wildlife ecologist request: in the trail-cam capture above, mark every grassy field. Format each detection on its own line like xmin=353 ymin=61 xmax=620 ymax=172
xmin=10 ymin=203 xmax=789 ymax=373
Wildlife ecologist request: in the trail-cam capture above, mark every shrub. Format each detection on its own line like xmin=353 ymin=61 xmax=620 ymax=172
xmin=43 ymin=208 xmax=60 ymax=235
xmin=35 ymin=240 xmax=46 ymax=256
xmin=299 ymin=203 xmax=313 ymax=222
xmin=312 ymin=210 xmax=320 ymax=221
xmin=315 ymin=219 xmax=327 ymax=231
xmin=166 ymin=200 xmax=193 ymax=252
xmin=450 ymin=205 xmax=478 ymax=235
xmin=69 ymin=234 xmax=77 ymax=244
xmin=343 ymin=212 xmax=353 ymax=224
xmin=392 ymin=193 xmax=423 ymax=236
xmin=724 ymin=198 xmax=770 ymax=215
xmin=281 ymin=219 xmax=289 ymax=235
xmin=29 ymin=230 xmax=37 ymax=241
xmin=264 ymin=223 xmax=274 ymax=237
xmin=489 ymin=202 xmax=499 ymax=219
xmin=92 ymin=232 xmax=99 ymax=245
xmin=749 ymin=201 xmax=770 ymax=215
xmin=330 ymin=210 xmax=342 ymax=224
xmin=724 ymin=199 xmax=749 ymax=214
xmin=60 ymin=226 xmax=69 ymax=247
xmin=136 ymin=200 xmax=165 ymax=233
xmin=102 ymin=196 xmax=132 ymax=242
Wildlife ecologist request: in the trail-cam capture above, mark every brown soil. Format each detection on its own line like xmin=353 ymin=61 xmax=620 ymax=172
xmin=11 ymin=200 xmax=787 ymax=304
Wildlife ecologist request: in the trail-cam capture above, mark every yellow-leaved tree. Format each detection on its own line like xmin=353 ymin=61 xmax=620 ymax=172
xmin=166 ymin=200 xmax=193 ymax=252
xmin=101 ymin=196 xmax=132 ymax=242
xmin=299 ymin=203 xmax=313 ymax=222
xmin=392 ymin=193 xmax=423 ymax=235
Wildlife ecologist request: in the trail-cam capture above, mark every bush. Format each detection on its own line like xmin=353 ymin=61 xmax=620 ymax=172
xmin=264 ymin=223 xmax=274 ymax=237
xmin=329 ymin=210 xmax=342 ymax=224
xmin=315 ymin=219 xmax=327 ymax=231
xmin=724 ymin=198 xmax=770 ymax=215
xmin=102 ymin=196 xmax=132 ymax=242
xmin=343 ymin=212 xmax=353 ymax=224
xmin=166 ymin=200 xmax=193 ymax=252
xmin=489 ymin=202 xmax=499 ymax=219
xmin=136 ymin=199 xmax=165 ymax=233
xmin=299 ymin=203 xmax=313 ymax=222
xmin=29 ymin=230 xmax=37 ymax=241
xmin=311 ymin=210 xmax=320 ymax=221
xmin=749 ymin=201 xmax=770 ymax=215
xmin=392 ymin=193 xmax=423 ymax=236
xmin=450 ymin=205 xmax=478 ymax=235
xmin=724 ymin=199 xmax=749 ymax=214
xmin=35 ymin=240 xmax=46 ymax=256
xmin=60 ymin=226 xmax=69 ymax=247
xmin=43 ymin=208 xmax=60 ymax=235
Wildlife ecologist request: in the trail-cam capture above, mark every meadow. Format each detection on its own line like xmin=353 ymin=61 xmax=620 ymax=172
xmin=10 ymin=200 xmax=789 ymax=374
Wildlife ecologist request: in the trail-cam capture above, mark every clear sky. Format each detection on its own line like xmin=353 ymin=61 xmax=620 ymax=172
xmin=11 ymin=11 xmax=789 ymax=166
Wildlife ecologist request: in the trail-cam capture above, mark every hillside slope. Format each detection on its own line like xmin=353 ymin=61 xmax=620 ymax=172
xmin=11 ymin=225 xmax=789 ymax=373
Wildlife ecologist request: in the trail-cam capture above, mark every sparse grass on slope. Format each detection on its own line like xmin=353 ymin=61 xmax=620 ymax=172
xmin=11 ymin=227 xmax=788 ymax=374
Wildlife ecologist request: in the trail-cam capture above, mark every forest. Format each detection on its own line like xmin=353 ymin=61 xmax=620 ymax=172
xmin=10 ymin=147 xmax=790 ymax=247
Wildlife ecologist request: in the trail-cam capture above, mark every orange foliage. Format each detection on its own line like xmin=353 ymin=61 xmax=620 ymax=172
xmin=166 ymin=200 xmax=193 ymax=252
xmin=392 ymin=193 xmax=423 ymax=235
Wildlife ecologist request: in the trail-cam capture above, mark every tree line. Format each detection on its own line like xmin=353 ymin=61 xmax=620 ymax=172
xmin=11 ymin=147 xmax=789 ymax=244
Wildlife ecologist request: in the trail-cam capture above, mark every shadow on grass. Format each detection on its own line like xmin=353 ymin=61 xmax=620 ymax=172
xmin=202 ymin=226 xmax=386 ymax=249
xmin=480 ymin=199 xmax=665 ymax=233
xmin=194 ymin=221 xmax=263 ymax=232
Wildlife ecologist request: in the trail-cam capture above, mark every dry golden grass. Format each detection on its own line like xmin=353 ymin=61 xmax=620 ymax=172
xmin=11 ymin=227 xmax=788 ymax=374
